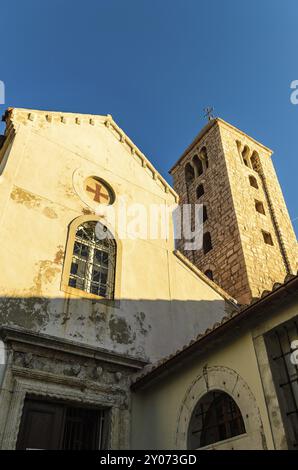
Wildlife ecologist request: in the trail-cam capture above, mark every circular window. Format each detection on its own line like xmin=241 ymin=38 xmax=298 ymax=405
xmin=84 ymin=177 xmax=115 ymax=205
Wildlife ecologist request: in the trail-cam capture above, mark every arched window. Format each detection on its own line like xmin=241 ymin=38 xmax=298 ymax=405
xmin=200 ymin=146 xmax=209 ymax=169
xmin=241 ymin=145 xmax=250 ymax=167
xmin=255 ymin=200 xmax=265 ymax=215
xmin=203 ymin=232 xmax=212 ymax=254
xmin=188 ymin=391 xmax=246 ymax=449
xmin=68 ymin=221 xmax=116 ymax=299
xmin=185 ymin=163 xmax=195 ymax=184
xmin=251 ymin=151 xmax=261 ymax=173
xmin=204 ymin=269 xmax=213 ymax=281
xmin=192 ymin=155 xmax=203 ymax=177
xmin=197 ymin=184 xmax=204 ymax=199
xmin=249 ymin=175 xmax=258 ymax=189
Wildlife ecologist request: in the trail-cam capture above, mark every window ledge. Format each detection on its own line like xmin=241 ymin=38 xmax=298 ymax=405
xmin=197 ymin=432 xmax=248 ymax=450
xmin=60 ymin=283 xmax=120 ymax=308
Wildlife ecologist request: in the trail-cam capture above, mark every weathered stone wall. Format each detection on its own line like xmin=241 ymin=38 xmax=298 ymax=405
xmin=219 ymin=122 xmax=297 ymax=300
xmin=171 ymin=122 xmax=250 ymax=303
xmin=171 ymin=119 xmax=297 ymax=304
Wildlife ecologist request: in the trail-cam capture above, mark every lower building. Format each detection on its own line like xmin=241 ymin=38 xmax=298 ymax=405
xmin=131 ymin=273 xmax=298 ymax=450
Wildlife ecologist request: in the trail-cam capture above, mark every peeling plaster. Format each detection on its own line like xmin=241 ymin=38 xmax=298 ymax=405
xmin=109 ymin=316 xmax=136 ymax=345
xmin=0 ymin=297 xmax=50 ymax=330
xmin=10 ymin=187 xmax=41 ymax=209
xmin=53 ymin=246 xmax=65 ymax=265
xmin=134 ymin=312 xmax=152 ymax=337
xmin=43 ymin=207 xmax=58 ymax=219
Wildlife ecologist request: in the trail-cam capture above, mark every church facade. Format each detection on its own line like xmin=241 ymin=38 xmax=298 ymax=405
xmin=0 ymin=107 xmax=297 ymax=449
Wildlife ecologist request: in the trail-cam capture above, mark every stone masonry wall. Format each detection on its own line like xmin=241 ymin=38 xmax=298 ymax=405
xmin=171 ymin=119 xmax=298 ymax=304
xmin=171 ymin=122 xmax=251 ymax=304
xmin=219 ymin=122 xmax=297 ymax=299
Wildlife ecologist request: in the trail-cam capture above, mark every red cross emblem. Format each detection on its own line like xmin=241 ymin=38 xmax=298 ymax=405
xmin=85 ymin=178 xmax=110 ymax=204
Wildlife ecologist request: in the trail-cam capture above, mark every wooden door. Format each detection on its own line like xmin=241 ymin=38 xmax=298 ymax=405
xmin=16 ymin=397 xmax=108 ymax=450
xmin=16 ymin=400 xmax=65 ymax=450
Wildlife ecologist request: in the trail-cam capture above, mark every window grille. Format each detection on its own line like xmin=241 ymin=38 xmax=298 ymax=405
xmin=265 ymin=317 xmax=298 ymax=448
xmin=68 ymin=221 xmax=116 ymax=299
xmin=188 ymin=390 xmax=245 ymax=449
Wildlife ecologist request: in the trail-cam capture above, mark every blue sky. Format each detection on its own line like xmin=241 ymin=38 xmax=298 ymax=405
xmin=1 ymin=0 xmax=297 ymax=234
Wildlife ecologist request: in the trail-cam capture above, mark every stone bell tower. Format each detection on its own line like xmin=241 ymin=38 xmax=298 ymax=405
xmin=170 ymin=118 xmax=298 ymax=304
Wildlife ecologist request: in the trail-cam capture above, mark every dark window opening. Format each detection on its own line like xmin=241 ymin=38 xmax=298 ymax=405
xmin=241 ymin=145 xmax=250 ymax=168
xmin=255 ymin=200 xmax=265 ymax=215
xmin=185 ymin=163 xmax=195 ymax=184
xmin=188 ymin=391 xmax=245 ymax=449
xmin=204 ymin=269 xmax=213 ymax=281
xmin=251 ymin=151 xmax=260 ymax=173
xmin=203 ymin=205 xmax=208 ymax=222
xmin=193 ymin=155 xmax=203 ymax=177
xmin=197 ymin=184 xmax=204 ymax=199
xmin=262 ymin=230 xmax=274 ymax=246
xmin=249 ymin=175 xmax=259 ymax=189
xmin=203 ymin=232 xmax=212 ymax=254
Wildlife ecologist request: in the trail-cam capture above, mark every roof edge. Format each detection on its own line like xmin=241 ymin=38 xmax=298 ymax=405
xmin=3 ymin=107 xmax=178 ymax=202
xmin=132 ymin=272 xmax=298 ymax=391
xmin=174 ymin=250 xmax=238 ymax=306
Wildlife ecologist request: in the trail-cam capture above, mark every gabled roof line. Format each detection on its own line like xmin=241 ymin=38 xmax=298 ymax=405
xmin=105 ymin=114 xmax=178 ymax=201
xmin=4 ymin=107 xmax=179 ymax=202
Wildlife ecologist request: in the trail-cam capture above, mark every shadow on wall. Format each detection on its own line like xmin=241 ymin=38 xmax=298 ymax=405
xmin=0 ymin=296 xmax=235 ymax=362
